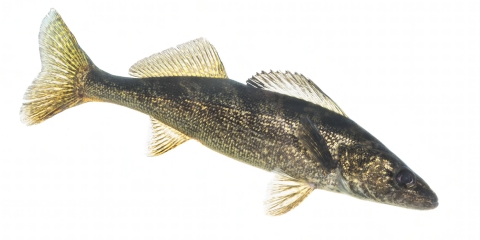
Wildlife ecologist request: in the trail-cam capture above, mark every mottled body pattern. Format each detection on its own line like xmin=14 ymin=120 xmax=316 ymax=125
xmin=21 ymin=9 xmax=437 ymax=215
xmin=89 ymin=72 xmax=328 ymax=179
xmin=87 ymin=70 xmax=376 ymax=187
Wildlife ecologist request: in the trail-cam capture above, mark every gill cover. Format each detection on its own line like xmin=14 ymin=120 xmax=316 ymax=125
xmin=336 ymin=144 xmax=438 ymax=209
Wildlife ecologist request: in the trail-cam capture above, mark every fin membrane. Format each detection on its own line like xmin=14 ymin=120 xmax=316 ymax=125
xmin=129 ymin=38 xmax=228 ymax=79
xmin=130 ymin=38 xmax=226 ymax=152
xmin=298 ymin=117 xmax=336 ymax=171
xmin=247 ymin=71 xmax=347 ymax=117
xmin=21 ymin=9 xmax=93 ymax=125
xmin=149 ymin=117 xmax=190 ymax=156
xmin=265 ymin=171 xmax=314 ymax=216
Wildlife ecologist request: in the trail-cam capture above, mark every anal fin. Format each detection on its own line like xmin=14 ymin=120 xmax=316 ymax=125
xmin=149 ymin=117 xmax=189 ymax=156
xmin=265 ymin=171 xmax=315 ymax=216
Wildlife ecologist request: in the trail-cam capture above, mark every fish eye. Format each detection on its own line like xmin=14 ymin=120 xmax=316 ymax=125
xmin=396 ymin=169 xmax=415 ymax=188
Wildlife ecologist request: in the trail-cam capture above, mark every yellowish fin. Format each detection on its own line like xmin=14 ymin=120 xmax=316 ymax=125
xmin=130 ymin=38 xmax=229 ymax=154
xmin=247 ymin=71 xmax=347 ymax=117
xmin=265 ymin=171 xmax=314 ymax=216
xmin=20 ymin=9 xmax=94 ymax=125
xmin=129 ymin=38 xmax=228 ymax=79
xmin=148 ymin=117 xmax=189 ymax=156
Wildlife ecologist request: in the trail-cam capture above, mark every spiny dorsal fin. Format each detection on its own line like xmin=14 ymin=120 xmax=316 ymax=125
xmin=129 ymin=38 xmax=228 ymax=79
xmin=265 ymin=170 xmax=314 ymax=216
xmin=247 ymin=71 xmax=347 ymax=117
xmin=149 ymin=117 xmax=189 ymax=156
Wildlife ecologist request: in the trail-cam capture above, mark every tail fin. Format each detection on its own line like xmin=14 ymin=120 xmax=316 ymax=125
xmin=21 ymin=9 xmax=94 ymax=125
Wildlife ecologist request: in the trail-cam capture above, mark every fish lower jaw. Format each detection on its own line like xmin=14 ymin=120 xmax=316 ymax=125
xmin=387 ymin=191 xmax=439 ymax=210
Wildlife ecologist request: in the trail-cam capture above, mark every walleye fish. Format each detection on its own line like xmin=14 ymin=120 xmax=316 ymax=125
xmin=21 ymin=9 xmax=438 ymax=215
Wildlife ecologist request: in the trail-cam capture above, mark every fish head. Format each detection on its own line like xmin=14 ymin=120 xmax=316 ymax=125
xmin=337 ymin=144 xmax=438 ymax=210
xmin=385 ymin=168 xmax=438 ymax=209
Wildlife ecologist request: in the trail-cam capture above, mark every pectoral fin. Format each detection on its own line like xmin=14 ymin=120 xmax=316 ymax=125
xmin=149 ymin=117 xmax=189 ymax=156
xmin=265 ymin=171 xmax=314 ymax=216
xmin=298 ymin=117 xmax=336 ymax=171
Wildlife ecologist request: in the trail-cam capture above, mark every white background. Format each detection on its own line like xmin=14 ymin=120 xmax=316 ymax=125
xmin=1 ymin=0 xmax=479 ymax=239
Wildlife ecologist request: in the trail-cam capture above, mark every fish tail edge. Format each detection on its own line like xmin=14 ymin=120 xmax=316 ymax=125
xmin=21 ymin=9 xmax=94 ymax=125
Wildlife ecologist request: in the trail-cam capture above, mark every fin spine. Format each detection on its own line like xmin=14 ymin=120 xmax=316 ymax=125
xmin=247 ymin=71 xmax=347 ymax=117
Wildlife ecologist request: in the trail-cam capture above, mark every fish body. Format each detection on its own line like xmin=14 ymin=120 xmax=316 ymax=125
xmin=87 ymin=70 xmax=378 ymax=187
xmin=88 ymin=71 xmax=332 ymax=177
xmin=21 ymin=9 xmax=438 ymax=215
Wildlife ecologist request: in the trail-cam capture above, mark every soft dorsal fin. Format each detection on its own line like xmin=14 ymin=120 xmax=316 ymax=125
xmin=148 ymin=117 xmax=190 ymax=156
xmin=247 ymin=71 xmax=347 ymax=117
xmin=129 ymin=38 xmax=228 ymax=79
xmin=265 ymin=170 xmax=315 ymax=216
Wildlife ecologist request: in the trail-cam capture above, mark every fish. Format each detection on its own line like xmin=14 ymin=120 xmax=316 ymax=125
xmin=21 ymin=9 xmax=438 ymax=216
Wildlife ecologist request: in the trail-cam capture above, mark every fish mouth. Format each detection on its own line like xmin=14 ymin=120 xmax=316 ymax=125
xmin=389 ymin=190 xmax=438 ymax=210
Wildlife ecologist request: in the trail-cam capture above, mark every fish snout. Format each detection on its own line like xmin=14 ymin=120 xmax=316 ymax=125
xmin=388 ymin=184 xmax=438 ymax=210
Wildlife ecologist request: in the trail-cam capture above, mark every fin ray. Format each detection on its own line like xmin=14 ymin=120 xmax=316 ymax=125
xmin=298 ymin=117 xmax=337 ymax=171
xmin=247 ymin=71 xmax=347 ymax=117
xmin=21 ymin=9 xmax=93 ymax=125
xmin=129 ymin=38 xmax=228 ymax=79
xmin=149 ymin=117 xmax=189 ymax=156
xmin=265 ymin=171 xmax=314 ymax=216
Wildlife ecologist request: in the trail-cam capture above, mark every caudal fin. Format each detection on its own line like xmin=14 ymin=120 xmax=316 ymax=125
xmin=21 ymin=9 xmax=94 ymax=125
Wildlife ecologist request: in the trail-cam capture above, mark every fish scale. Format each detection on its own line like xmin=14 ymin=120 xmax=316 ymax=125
xmin=20 ymin=9 xmax=438 ymax=216
xmin=86 ymin=71 xmax=314 ymax=175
